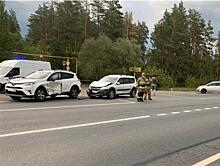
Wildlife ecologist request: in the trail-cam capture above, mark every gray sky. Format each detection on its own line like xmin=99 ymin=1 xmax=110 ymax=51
xmin=5 ymin=0 xmax=220 ymax=38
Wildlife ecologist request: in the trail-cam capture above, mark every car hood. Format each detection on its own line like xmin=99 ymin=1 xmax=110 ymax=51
xmin=90 ymin=81 xmax=112 ymax=88
xmin=9 ymin=78 xmax=38 ymax=84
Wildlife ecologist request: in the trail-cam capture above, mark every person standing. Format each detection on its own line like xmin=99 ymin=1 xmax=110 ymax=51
xmin=151 ymin=74 xmax=157 ymax=96
xmin=144 ymin=74 xmax=152 ymax=100
xmin=136 ymin=73 xmax=146 ymax=101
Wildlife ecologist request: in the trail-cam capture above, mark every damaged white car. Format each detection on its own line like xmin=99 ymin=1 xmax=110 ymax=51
xmin=5 ymin=70 xmax=81 ymax=101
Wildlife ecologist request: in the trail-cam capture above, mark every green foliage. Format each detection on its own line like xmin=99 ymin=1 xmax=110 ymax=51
xmin=143 ymin=66 xmax=175 ymax=88
xmin=0 ymin=1 xmax=23 ymax=62
xmin=150 ymin=2 xmax=216 ymax=86
xmin=79 ymin=34 xmax=142 ymax=80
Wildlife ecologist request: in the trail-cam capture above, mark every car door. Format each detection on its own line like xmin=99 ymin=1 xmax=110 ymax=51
xmin=207 ymin=83 xmax=216 ymax=92
xmin=215 ymin=83 xmax=220 ymax=92
xmin=115 ymin=78 xmax=124 ymax=95
xmin=60 ymin=72 xmax=74 ymax=93
xmin=46 ymin=72 xmax=62 ymax=95
xmin=123 ymin=78 xmax=132 ymax=94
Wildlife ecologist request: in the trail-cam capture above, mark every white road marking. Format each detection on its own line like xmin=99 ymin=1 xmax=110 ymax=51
xmin=171 ymin=112 xmax=180 ymax=114
xmin=212 ymin=107 xmax=219 ymax=109
xmin=184 ymin=110 xmax=192 ymax=113
xmin=157 ymin=113 xmax=167 ymax=116
xmin=0 ymin=115 xmax=151 ymax=138
xmin=0 ymin=102 xmax=134 ymax=112
xmin=199 ymin=97 xmax=220 ymax=100
xmin=195 ymin=109 xmax=202 ymax=111
xmin=204 ymin=108 xmax=211 ymax=110
xmin=192 ymin=152 xmax=220 ymax=166
xmin=0 ymin=101 xmax=9 ymax=103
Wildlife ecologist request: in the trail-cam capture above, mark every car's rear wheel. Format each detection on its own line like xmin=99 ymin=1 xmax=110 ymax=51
xmin=69 ymin=86 xmax=79 ymax=99
xmin=107 ymin=90 xmax=115 ymax=99
xmin=35 ymin=88 xmax=47 ymax=101
xmin=10 ymin=96 xmax=21 ymax=101
xmin=130 ymin=88 xmax=136 ymax=98
xmin=201 ymin=89 xmax=207 ymax=94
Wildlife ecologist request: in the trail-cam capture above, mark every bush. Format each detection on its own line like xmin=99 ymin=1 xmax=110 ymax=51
xmin=143 ymin=66 xmax=175 ymax=88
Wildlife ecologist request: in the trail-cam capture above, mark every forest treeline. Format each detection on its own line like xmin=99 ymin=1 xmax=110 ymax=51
xmin=0 ymin=0 xmax=219 ymax=87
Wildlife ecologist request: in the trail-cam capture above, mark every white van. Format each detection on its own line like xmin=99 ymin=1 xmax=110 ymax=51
xmin=0 ymin=60 xmax=51 ymax=90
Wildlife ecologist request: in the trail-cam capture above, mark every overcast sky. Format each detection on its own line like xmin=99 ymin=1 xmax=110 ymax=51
xmin=5 ymin=0 xmax=220 ymax=38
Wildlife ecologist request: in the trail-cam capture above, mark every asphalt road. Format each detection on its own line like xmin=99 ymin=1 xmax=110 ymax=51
xmin=0 ymin=91 xmax=220 ymax=166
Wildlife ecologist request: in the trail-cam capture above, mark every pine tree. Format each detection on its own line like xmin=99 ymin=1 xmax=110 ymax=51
xmin=216 ymin=31 xmax=220 ymax=79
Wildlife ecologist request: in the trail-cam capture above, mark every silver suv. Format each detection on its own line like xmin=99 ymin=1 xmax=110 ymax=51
xmin=87 ymin=75 xmax=136 ymax=99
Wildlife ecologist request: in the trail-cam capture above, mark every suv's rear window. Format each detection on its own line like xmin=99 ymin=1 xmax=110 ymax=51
xmin=61 ymin=72 xmax=74 ymax=79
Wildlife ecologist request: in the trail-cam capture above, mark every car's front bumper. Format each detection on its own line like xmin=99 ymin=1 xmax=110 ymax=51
xmin=5 ymin=85 xmax=35 ymax=98
xmin=87 ymin=89 xmax=109 ymax=97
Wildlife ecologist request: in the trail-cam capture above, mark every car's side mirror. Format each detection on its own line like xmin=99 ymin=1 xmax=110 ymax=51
xmin=116 ymin=82 xmax=120 ymax=85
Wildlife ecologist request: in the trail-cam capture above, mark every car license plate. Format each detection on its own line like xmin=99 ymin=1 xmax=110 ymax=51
xmin=8 ymin=89 xmax=16 ymax=92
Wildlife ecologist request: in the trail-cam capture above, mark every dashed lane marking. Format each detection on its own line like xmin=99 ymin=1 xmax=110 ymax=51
xmin=171 ymin=112 xmax=180 ymax=114
xmin=184 ymin=110 xmax=192 ymax=113
xmin=204 ymin=108 xmax=211 ymax=110
xmin=157 ymin=113 xmax=167 ymax=116
xmin=195 ymin=109 xmax=202 ymax=111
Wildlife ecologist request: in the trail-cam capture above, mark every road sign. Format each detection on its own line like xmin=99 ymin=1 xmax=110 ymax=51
xmin=129 ymin=67 xmax=141 ymax=72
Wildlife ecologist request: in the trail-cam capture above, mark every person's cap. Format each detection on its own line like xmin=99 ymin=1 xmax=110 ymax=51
xmin=141 ymin=73 xmax=145 ymax=76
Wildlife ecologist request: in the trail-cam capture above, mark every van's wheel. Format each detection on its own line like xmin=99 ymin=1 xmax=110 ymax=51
xmin=69 ymin=86 xmax=79 ymax=99
xmin=201 ymin=89 xmax=207 ymax=94
xmin=34 ymin=88 xmax=47 ymax=101
xmin=107 ymin=90 xmax=115 ymax=99
xmin=10 ymin=96 xmax=21 ymax=101
xmin=130 ymin=88 xmax=136 ymax=98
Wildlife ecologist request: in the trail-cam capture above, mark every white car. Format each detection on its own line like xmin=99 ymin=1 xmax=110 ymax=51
xmin=87 ymin=75 xmax=136 ymax=99
xmin=5 ymin=70 xmax=81 ymax=101
xmin=196 ymin=81 xmax=220 ymax=94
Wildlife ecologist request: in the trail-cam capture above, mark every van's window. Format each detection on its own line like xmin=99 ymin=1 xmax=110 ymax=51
xmin=118 ymin=78 xmax=124 ymax=84
xmin=129 ymin=78 xmax=135 ymax=83
xmin=5 ymin=68 xmax=20 ymax=77
xmin=123 ymin=78 xmax=130 ymax=84
xmin=26 ymin=71 xmax=51 ymax=79
xmin=61 ymin=72 xmax=74 ymax=79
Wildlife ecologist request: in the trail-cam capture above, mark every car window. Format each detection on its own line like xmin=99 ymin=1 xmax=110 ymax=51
xmin=61 ymin=72 xmax=74 ymax=79
xmin=215 ymin=83 xmax=220 ymax=86
xmin=48 ymin=73 xmax=60 ymax=81
xmin=118 ymin=78 xmax=124 ymax=84
xmin=129 ymin=78 xmax=135 ymax=83
xmin=5 ymin=67 xmax=20 ymax=77
xmin=123 ymin=78 xmax=130 ymax=84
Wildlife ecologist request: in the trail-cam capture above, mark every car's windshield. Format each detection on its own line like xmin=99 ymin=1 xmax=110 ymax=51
xmin=0 ymin=66 xmax=10 ymax=76
xmin=26 ymin=71 xmax=51 ymax=79
xmin=99 ymin=76 xmax=118 ymax=84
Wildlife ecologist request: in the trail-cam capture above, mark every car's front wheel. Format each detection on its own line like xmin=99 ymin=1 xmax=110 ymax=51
xmin=69 ymin=86 xmax=79 ymax=99
xmin=107 ymin=90 xmax=115 ymax=99
xmin=130 ymin=88 xmax=136 ymax=98
xmin=34 ymin=88 xmax=47 ymax=101
xmin=201 ymin=89 xmax=207 ymax=94
xmin=10 ymin=96 xmax=21 ymax=101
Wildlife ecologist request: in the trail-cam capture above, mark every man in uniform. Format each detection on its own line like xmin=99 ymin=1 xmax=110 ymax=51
xmin=136 ymin=73 xmax=146 ymax=101
xmin=144 ymin=73 xmax=152 ymax=100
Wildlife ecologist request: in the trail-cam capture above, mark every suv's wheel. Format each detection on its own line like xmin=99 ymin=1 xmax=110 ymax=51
xmin=69 ymin=86 xmax=79 ymax=99
xmin=34 ymin=88 xmax=47 ymax=101
xmin=10 ymin=96 xmax=21 ymax=101
xmin=130 ymin=88 xmax=136 ymax=98
xmin=107 ymin=90 xmax=115 ymax=99
xmin=201 ymin=89 xmax=207 ymax=94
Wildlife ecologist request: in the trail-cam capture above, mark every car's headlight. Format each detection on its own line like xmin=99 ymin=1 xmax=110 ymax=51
xmin=24 ymin=82 xmax=35 ymax=86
